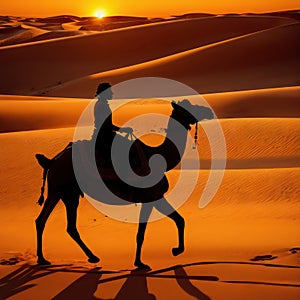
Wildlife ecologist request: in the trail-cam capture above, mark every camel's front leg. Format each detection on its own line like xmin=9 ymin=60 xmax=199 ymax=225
xmin=35 ymin=193 xmax=60 ymax=265
xmin=134 ymin=203 xmax=153 ymax=270
xmin=154 ymin=198 xmax=185 ymax=256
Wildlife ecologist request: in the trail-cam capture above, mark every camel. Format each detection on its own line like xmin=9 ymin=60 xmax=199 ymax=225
xmin=35 ymin=100 xmax=214 ymax=269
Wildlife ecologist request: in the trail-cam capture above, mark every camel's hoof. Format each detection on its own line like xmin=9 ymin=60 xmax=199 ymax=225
xmin=88 ymin=256 xmax=100 ymax=263
xmin=172 ymin=247 xmax=184 ymax=256
xmin=37 ymin=258 xmax=51 ymax=265
xmin=134 ymin=262 xmax=151 ymax=270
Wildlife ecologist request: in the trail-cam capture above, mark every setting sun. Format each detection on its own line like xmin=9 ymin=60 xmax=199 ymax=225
xmin=94 ymin=9 xmax=107 ymax=18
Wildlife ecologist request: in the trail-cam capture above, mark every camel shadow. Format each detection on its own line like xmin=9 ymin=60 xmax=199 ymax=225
xmin=1 ymin=260 xmax=299 ymax=299
xmin=52 ymin=269 xmax=156 ymax=300
xmin=53 ymin=265 xmax=212 ymax=300
xmin=0 ymin=263 xmax=214 ymax=300
xmin=52 ymin=266 xmax=102 ymax=300
xmin=0 ymin=264 xmax=71 ymax=299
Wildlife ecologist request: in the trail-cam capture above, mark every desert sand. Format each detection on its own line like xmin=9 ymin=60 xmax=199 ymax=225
xmin=0 ymin=11 xmax=299 ymax=300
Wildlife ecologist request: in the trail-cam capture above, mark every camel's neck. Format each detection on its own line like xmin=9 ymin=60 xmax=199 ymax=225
xmin=156 ymin=112 xmax=190 ymax=171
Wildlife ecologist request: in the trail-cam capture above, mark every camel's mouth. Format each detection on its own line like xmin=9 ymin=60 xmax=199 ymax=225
xmin=205 ymin=109 xmax=215 ymax=120
xmin=195 ymin=106 xmax=215 ymax=122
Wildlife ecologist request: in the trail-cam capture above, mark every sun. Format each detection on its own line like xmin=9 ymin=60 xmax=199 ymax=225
xmin=94 ymin=9 xmax=107 ymax=19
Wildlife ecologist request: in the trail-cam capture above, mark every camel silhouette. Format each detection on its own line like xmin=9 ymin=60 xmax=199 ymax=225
xmin=35 ymin=99 xmax=214 ymax=269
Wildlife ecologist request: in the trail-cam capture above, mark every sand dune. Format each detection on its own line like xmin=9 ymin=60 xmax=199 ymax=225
xmin=1 ymin=87 xmax=299 ymax=133
xmin=0 ymin=126 xmax=299 ymax=299
xmin=0 ymin=126 xmax=299 ymax=231
xmin=79 ymin=19 xmax=152 ymax=31
xmin=173 ymin=13 xmax=216 ymax=19
xmin=203 ymin=86 xmax=300 ymax=118
xmin=1 ymin=120 xmax=299 ymax=297
xmin=246 ymin=9 xmax=300 ymax=21
xmin=23 ymin=30 xmax=91 ymax=43
xmin=0 ymin=25 xmax=47 ymax=47
xmin=0 ymin=24 xmax=24 ymax=35
xmin=193 ymin=117 xmax=300 ymax=169
xmin=0 ymin=15 xmax=151 ymax=47
xmin=0 ymin=88 xmax=299 ymax=170
xmin=74 ymin=16 xmax=153 ymax=31
xmin=0 ymin=16 xmax=295 ymax=95
xmin=1 ymin=112 xmax=299 ymax=169
xmin=0 ymin=24 xmax=93 ymax=47
xmin=22 ymin=21 xmax=64 ymax=30
xmin=47 ymin=22 xmax=300 ymax=97
xmin=0 ymin=99 xmax=88 ymax=133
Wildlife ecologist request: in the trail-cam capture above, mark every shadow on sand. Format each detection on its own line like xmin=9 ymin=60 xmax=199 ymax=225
xmin=1 ymin=261 xmax=300 ymax=299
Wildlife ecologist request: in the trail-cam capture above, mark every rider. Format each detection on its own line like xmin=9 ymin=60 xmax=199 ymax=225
xmin=92 ymin=82 xmax=132 ymax=164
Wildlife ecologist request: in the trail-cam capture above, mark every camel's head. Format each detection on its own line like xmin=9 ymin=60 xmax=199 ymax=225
xmin=171 ymin=99 xmax=214 ymax=129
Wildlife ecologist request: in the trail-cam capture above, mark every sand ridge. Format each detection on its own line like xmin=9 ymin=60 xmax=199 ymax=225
xmin=1 ymin=86 xmax=299 ymax=133
xmin=0 ymin=15 xmax=297 ymax=95
xmin=44 ymin=21 xmax=300 ymax=97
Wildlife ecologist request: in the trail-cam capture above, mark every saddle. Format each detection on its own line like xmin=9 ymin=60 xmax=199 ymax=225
xmin=73 ymin=133 xmax=151 ymax=183
xmin=73 ymin=133 xmax=165 ymax=204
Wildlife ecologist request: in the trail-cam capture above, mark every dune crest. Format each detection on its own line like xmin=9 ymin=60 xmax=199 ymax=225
xmin=0 ymin=15 xmax=296 ymax=95
xmin=45 ymin=22 xmax=300 ymax=97
xmin=1 ymin=86 xmax=299 ymax=133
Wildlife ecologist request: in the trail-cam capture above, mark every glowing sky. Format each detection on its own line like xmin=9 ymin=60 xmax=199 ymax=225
xmin=1 ymin=0 xmax=299 ymax=17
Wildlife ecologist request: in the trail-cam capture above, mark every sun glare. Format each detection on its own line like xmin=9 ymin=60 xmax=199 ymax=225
xmin=94 ymin=9 xmax=107 ymax=19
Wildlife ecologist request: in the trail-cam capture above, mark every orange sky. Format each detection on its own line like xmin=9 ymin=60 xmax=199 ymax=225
xmin=1 ymin=0 xmax=299 ymax=17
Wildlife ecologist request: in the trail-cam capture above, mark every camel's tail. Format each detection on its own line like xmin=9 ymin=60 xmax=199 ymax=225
xmin=35 ymin=154 xmax=52 ymax=206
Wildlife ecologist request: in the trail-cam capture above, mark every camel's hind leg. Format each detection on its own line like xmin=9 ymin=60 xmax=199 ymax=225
xmin=62 ymin=193 xmax=100 ymax=264
xmin=154 ymin=198 xmax=185 ymax=256
xmin=35 ymin=191 xmax=60 ymax=265
xmin=134 ymin=203 xmax=153 ymax=270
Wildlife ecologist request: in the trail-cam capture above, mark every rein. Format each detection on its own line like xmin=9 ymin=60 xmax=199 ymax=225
xmin=124 ymin=132 xmax=138 ymax=141
xmin=125 ymin=124 xmax=199 ymax=150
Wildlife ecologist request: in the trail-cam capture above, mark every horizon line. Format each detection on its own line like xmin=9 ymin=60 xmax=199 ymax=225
xmin=1 ymin=8 xmax=299 ymax=19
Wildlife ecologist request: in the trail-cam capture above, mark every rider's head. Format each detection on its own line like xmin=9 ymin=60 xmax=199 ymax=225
xmin=95 ymin=82 xmax=113 ymax=101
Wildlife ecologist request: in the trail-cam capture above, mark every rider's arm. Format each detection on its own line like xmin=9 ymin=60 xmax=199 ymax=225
xmin=112 ymin=124 xmax=121 ymax=132
xmin=112 ymin=123 xmax=132 ymax=134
